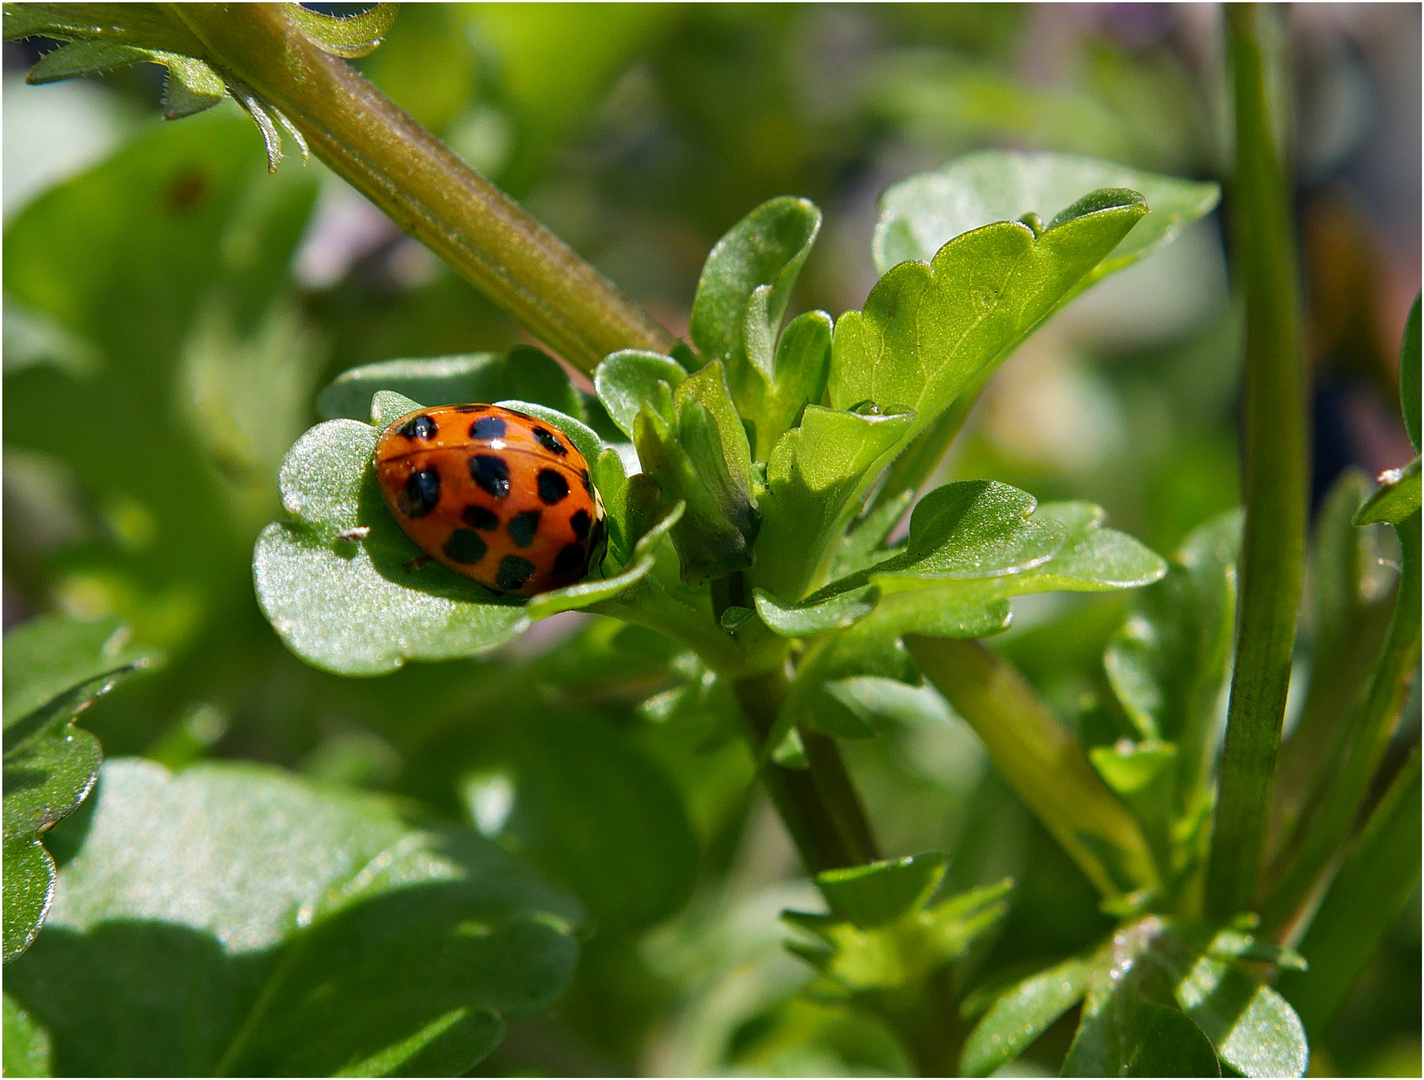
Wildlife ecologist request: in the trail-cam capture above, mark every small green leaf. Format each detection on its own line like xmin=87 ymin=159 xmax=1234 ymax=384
xmin=754 ymin=405 xmax=915 ymax=599
xmin=4 ymin=759 xmax=581 ymax=1076
xmin=3 ymin=993 xmax=51 ymax=1078
xmin=2 ymin=3 xmax=206 ymax=54
xmin=874 ymin=150 xmax=1221 ymax=280
xmin=287 ymin=1 xmax=399 ymax=59
xmin=162 ymin=56 xmax=226 ymax=120
xmin=3 ymin=615 xmax=157 ymax=963
xmin=961 ymin=954 xmax=1091 ymax=1076
xmin=633 ymin=361 xmax=759 ymax=583
xmin=816 ymin=853 xmax=947 ymax=929
xmin=690 ymin=195 xmax=821 ymax=382
xmin=754 ymin=584 xmax=879 ymax=637
xmin=743 ymin=309 xmax=834 ymax=461
xmin=1401 ymin=292 xmax=1420 ymax=451
xmin=593 ymin=349 xmax=685 ymax=439
xmin=318 ymin=348 xmax=586 ymax=426
xmin=833 ymin=188 xmax=1147 ymax=453
xmin=25 ymin=39 xmax=156 ymax=83
xmin=1353 ymin=456 xmax=1421 ymax=525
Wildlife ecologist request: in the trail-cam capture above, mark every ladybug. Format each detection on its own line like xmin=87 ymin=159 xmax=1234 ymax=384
xmin=374 ymin=404 xmax=607 ymax=597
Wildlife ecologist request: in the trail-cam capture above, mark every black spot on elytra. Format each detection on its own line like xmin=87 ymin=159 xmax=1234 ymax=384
xmin=397 ymin=467 xmax=441 ymax=517
xmin=463 ymin=505 xmax=499 ymax=530
xmin=580 ymin=469 xmax=594 ymax=495
xmin=554 ymin=542 xmax=586 ymax=577
xmin=443 ymin=529 xmax=487 ymax=564
xmin=532 ymin=426 xmax=567 ymax=455
xmin=569 ymin=509 xmax=591 ymax=540
xmin=398 ymin=414 xmax=438 ymax=440
xmin=453 ymin=404 xmax=488 ymax=413
xmin=496 ymin=555 xmax=536 ymax=591
xmin=469 ymin=455 xmax=511 ymax=497
xmin=469 ymin=415 xmax=507 ymax=440
xmin=507 ymin=510 xmax=541 ymax=548
xmin=537 ymin=469 xmax=569 ymax=505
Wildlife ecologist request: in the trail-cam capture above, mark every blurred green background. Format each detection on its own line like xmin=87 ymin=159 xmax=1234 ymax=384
xmin=4 ymin=5 xmax=1418 ymax=1075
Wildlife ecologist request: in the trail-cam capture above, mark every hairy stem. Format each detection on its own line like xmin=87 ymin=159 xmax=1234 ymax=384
xmin=1205 ymin=3 xmax=1308 ymax=921
xmin=173 ymin=3 xmax=677 ymax=373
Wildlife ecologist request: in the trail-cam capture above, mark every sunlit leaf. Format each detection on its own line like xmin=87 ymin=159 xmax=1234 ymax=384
xmin=288 ymin=2 xmax=399 ymax=59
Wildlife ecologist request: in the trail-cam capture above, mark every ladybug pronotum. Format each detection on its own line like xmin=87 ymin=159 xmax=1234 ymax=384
xmin=374 ymin=404 xmax=607 ymax=597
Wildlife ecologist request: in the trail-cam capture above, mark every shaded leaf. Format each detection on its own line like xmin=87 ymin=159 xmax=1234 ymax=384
xmin=288 ymin=1 xmax=399 ymax=59
xmin=4 ymin=759 xmax=580 ymax=1076
xmin=3 ymin=993 xmax=52 ymax=1078
xmin=832 ymin=187 xmax=1147 ymax=453
xmin=873 ymin=150 xmax=1220 ymax=281
xmin=25 ymin=39 xmax=156 ymax=83
xmin=3 ymin=615 xmax=156 ymax=963
xmin=960 ymin=954 xmax=1090 ymax=1076
xmin=817 ymin=853 xmax=947 ymax=929
xmin=318 ymin=348 xmax=586 ymax=428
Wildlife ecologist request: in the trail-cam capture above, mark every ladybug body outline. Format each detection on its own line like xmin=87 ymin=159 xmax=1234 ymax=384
xmin=374 ymin=404 xmax=607 ymax=597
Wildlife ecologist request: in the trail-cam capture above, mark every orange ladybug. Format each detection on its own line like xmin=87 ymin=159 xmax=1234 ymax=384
xmin=374 ymin=404 xmax=607 ymax=596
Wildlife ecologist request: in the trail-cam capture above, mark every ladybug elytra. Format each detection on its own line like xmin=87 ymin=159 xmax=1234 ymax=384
xmin=374 ymin=404 xmax=607 ymax=597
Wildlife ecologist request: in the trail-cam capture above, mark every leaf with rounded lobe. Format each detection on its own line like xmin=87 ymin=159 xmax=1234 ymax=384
xmin=288 ymin=2 xmax=399 ymax=59
xmin=832 ymin=189 xmax=1147 ymax=452
xmin=1401 ymin=292 xmax=1419 ymax=451
xmin=3 ymin=993 xmax=51 ymax=1078
xmin=318 ymin=348 xmax=586 ymax=426
xmin=753 ymin=405 xmax=915 ymax=601
xmin=3 ymin=758 xmax=581 ymax=1077
xmin=690 ymin=195 xmax=822 ymax=379
xmin=961 ymin=953 xmax=1091 ymax=1076
xmin=593 ymin=349 xmax=685 ymax=439
xmin=873 ymin=150 xmax=1220 ymax=280
xmin=1353 ymin=456 xmax=1421 ymax=525
xmin=3 ymin=615 xmax=157 ymax=963
xmin=255 ymin=393 xmax=656 ymax=675
xmin=754 ymin=584 xmax=879 ymax=637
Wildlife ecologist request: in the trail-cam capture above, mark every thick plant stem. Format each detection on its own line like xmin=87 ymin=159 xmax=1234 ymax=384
xmin=1206 ymin=3 xmax=1308 ymax=921
xmin=907 ymin=637 xmax=1160 ymax=901
xmin=173 ymin=3 xmax=677 ymax=373
xmin=1261 ymin=512 xmax=1421 ymax=935
xmin=731 ymin=669 xmax=880 ymax=874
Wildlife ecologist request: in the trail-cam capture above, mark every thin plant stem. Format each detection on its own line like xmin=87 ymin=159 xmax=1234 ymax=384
xmin=1205 ymin=3 xmax=1308 ymax=921
xmin=173 ymin=3 xmax=678 ymax=373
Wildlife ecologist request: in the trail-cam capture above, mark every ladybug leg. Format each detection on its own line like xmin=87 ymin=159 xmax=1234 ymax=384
xmin=403 ymin=554 xmax=434 ymax=572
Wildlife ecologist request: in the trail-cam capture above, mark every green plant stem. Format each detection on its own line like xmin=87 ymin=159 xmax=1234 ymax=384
xmin=1261 ymin=512 xmax=1421 ymax=935
xmin=1205 ymin=3 xmax=1308 ymax=921
xmin=172 ymin=3 xmax=677 ymax=373
xmin=1277 ymin=746 xmax=1420 ymax=1035
xmin=731 ymin=668 xmax=880 ymax=873
xmin=906 ymin=637 xmax=1160 ymax=902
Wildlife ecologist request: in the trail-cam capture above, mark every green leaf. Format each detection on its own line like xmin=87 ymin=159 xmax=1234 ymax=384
xmin=753 ymin=405 xmax=915 ymax=599
xmin=1353 ymin=456 xmax=1421 ymax=525
xmin=960 ymin=954 xmax=1091 ymax=1076
xmin=816 ymin=853 xmax=947 ymax=929
xmin=633 ymin=361 xmax=759 ymax=583
xmin=743 ymin=309 xmax=834 ymax=461
xmin=1280 ymin=749 xmax=1420 ymax=1033
xmin=3 ymin=616 xmax=157 ymax=963
xmin=2 ymin=3 xmax=207 ymax=55
xmin=162 ymin=56 xmax=226 ymax=120
xmin=4 ymin=759 xmax=581 ymax=1076
xmin=593 ymin=349 xmax=685 ymax=439
xmin=1401 ymin=292 xmax=1420 ymax=451
xmin=690 ymin=195 xmax=821 ymax=379
xmin=318 ymin=348 xmax=586 ymax=427
xmin=753 ymin=584 xmax=879 ymax=637
xmin=833 ymin=188 xmax=1146 ymax=459
xmin=3 ymin=993 xmax=51 ymax=1078
xmin=25 ymin=39 xmax=156 ymax=83
xmin=1104 ymin=511 xmax=1240 ymax=802
xmin=287 ymin=1 xmax=399 ymax=58
xmin=469 ymin=710 xmax=697 ymax=930
xmin=873 ymin=150 xmax=1221 ymax=281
